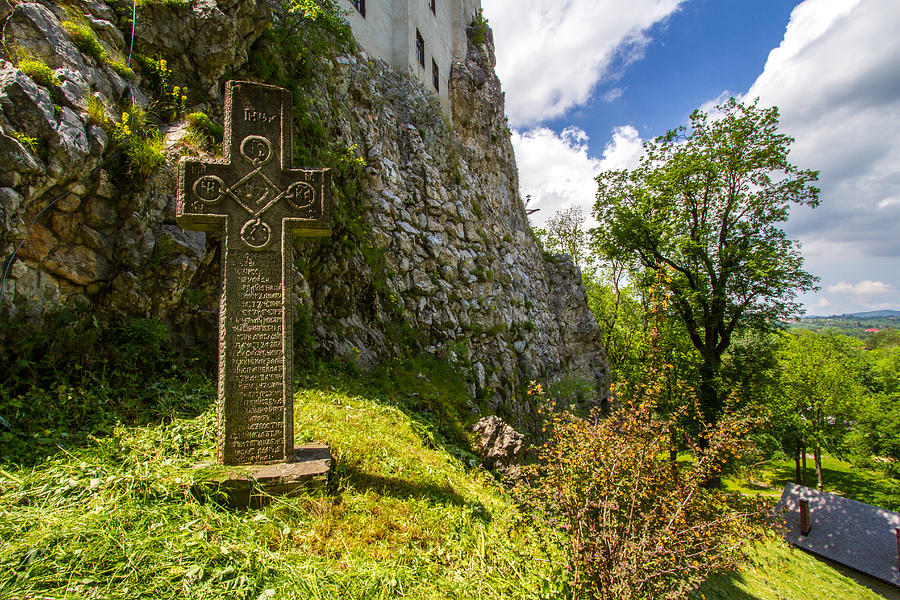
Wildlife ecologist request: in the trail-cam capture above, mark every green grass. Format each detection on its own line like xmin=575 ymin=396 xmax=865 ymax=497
xmin=708 ymin=454 xmax=900 ymax=599
xmin=725 ymin=453 xmax=900 ymax=511
xmin=61 ymin=20 xmax=109 ymax=64
xmin=0 ymin=361 xmax=561 ymax=599
xmin=1 ymin=353 xmax=894 ymax=599
xmin=696 ymin=539 xmax=897 ymax=600
xmin=17 ymin=56 xmax=61 ymax=87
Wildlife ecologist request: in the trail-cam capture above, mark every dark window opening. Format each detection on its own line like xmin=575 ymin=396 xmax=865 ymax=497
xmin=432 ymin=59 xmax=439 ymax=91
xmin=416 ymin=30 xmax=425 ymax=68
xmin=429 ymin=0 xmax=436 ymax=14
xmin=351 ymin=0 xmax=365 ymax=17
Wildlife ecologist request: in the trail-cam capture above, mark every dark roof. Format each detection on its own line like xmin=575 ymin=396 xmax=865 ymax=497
xmin=778 ymin=482 xmax=900 ymax=587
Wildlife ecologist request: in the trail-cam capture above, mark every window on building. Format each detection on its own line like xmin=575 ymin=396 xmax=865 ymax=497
xmin=351 ymin=0 xmax=365 ymax=17
xmin=432 ymin=59 xmax=439 ymax=91
xmin=416 ymin=30 xmax=425 ymax=68
xmin=429 ymin=0 xmax=436 ymax=14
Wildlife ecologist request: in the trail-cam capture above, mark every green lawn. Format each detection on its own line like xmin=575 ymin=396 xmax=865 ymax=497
xmin=0 ymin=361 xmax=563 ymax=599
xmin=708 ymin=453 xmax=900 ymax=600
xmin=724 ymin=453 xmax=900 ymax=511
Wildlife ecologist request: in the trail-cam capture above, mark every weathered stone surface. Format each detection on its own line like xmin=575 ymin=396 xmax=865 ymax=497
xmin=0 ymin=61 xmax=57 ymax=141
xmin=135 ymin=0 xmax=267 ymax=93
xmin=177 ymin=81 xmax=331 ymax=466
xmin=3 ymin=3 xmax=85 ymax=72
xmin=0 ymin=186 xmax=24 ymax=232
xmin=43 ymin=244 xmax=109 ymax=285
xmin=0 ymin=132 xmax=42 ymax=187
xmin=473 ymin=415 xmax=525 ymax=472
xmin=48 ymin=209 xmax=79 ymax=243
xmin=17 ymin=222 xmax=56 ymax=261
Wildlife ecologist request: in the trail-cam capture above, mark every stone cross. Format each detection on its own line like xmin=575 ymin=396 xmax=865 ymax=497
xmin=177 ymin=81 xmax=330 ymax=466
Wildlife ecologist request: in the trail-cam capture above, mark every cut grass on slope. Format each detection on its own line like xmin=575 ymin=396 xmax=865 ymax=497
xmin=0 ymin=362 xmax=566 ymax=600
xmin=1 ymin=358 xmax=893 ymax=599
xmin=696 ymin=538 xmax=898 ymax=600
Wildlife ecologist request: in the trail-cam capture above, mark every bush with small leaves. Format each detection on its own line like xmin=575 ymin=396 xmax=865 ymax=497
xmin=516 ymin=271 xmax=771 ymax=599
xmin=516 ymin=399 xmax=770 ymax=599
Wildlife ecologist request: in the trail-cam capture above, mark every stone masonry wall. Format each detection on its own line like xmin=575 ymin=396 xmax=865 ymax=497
xmin=0 ymin=0 xmax=609 ymax=425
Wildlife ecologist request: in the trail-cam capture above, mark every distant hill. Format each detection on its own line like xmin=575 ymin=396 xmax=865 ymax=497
xmin=804 ymin=310 xmax=900 ymax=319
xmin=847 ymin=310 xmax=900 ymax=318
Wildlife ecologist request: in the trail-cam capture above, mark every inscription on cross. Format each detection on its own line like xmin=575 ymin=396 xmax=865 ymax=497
xmin=177 ymin=81 xmax=330 ymax=466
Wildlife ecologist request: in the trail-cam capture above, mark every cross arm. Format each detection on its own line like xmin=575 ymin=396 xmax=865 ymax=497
xmin=177 ymin=157 xmax=233 ymax=232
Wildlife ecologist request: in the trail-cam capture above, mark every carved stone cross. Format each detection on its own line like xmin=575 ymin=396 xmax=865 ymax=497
xmin=177 ymin=81 xmax=330 ymax=466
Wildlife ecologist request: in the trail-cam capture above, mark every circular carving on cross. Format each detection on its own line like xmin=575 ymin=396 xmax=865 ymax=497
xmin=240 ymin=217 xmax=272 ymax=250
xmin=240 ymin=135 xmax=273 ymax=167
xmin=193 ymin=175 xmax=225 ymax=204
xmin=284 ymin=181 xmax=316 ymax=210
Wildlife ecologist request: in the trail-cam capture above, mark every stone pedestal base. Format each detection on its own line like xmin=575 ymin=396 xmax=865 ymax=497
xmin=192 ymin=443 xmax=334 ymax=508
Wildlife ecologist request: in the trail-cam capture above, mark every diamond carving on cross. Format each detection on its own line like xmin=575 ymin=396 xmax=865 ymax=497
xmin=177 ymin=81 xmax=331 ymax=466
xmin=178 ymin=81 xmax=329 ymax=250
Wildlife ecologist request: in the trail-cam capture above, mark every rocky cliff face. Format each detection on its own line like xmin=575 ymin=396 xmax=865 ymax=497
xmin=0 ymin=0 xmax=608 ymax=425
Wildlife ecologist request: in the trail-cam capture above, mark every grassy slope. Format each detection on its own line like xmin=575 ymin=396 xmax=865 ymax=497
xmin=0 ymin=360 xmax=891 ymax=599
xmin=0 ymin=362 xmax=563 ymax=599
xmin=697 ymin=540 xmax=895 ymax=600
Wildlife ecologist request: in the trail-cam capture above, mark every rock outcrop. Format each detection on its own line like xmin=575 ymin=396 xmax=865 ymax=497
xmin=0 ymin=0 xmax=609 ymax=426
xmin=472 ymin=415 xmax=525 ymax=475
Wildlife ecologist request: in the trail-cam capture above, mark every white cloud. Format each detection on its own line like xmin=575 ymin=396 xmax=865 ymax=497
xmin=811 ymin=279 xmax=898 ymax=314
xmin=482 ymin=0 xmax=684 ymax=127
xmin=513 ymin=125 xmax=643 ymax=228
xmin=734 ymin=0 xmax=900 ymax=312
xmin=602 ymin=87 xmax=625 ymax=103
xmin=812 ymin=297 xmax=836 ymax=310
xmin=827 ymin=280 xmax=896 ymax=296
xmin=742 ymin=0 xmax=900 ymax=256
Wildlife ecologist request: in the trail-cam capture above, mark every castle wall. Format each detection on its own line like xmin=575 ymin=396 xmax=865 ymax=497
xmin=339 ymin=0 xmax=481 ymax=117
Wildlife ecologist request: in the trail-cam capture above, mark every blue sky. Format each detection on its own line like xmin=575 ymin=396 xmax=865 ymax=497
xmin=481 ymin=0 xmax=900 ymax=316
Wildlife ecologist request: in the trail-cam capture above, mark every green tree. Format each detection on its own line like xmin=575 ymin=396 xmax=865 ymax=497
xmin=533 ymin=206 xmax=593 ymax=272
xmin=775 ymin=330 xmax=866 ymax=490
xmin=846 ymin=343 xmax=900 ymax=471
xmin=584 ymin=262 xmax=649 ymax=385
xmin=593 ymin=98 xmax=819 ymax=427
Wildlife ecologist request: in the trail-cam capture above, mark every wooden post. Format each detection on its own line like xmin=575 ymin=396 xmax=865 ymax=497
xmin=895 ymin=528 xmax=900 ymax=570
xmin=799 ymin=499 xmax=811 ymax=535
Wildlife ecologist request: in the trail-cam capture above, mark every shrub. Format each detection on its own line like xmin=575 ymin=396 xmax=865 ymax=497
xmin=61 ymin=20 xmax=108 ymax=64
xmin=86 ymin=98 xmax=165 ymax=179
xmin=516 ymin=400 xmax=769 ymax=599
xmin=516 ymin=273 xmax=771 ymax=599
xmin=9 ymin=131 xmax=38 ymax=155
xmin=17 ymin=56 xmax=61 ymax=88
xmin=469 ymin=9 xmax=489 ymax=47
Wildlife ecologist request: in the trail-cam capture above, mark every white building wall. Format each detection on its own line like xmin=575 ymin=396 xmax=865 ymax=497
xmin=339 ymin=1 xmax=394 ymax=67
xmin=338 ymin=0 xmax=482 ymax=117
